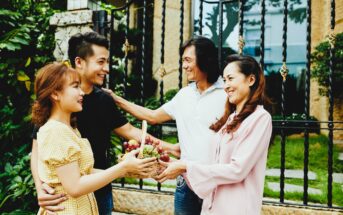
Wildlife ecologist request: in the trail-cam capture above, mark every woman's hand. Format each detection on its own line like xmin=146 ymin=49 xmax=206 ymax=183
xmin=155 ymin=159 xmax=186 ymax=183
xmin=121 ymin=149 xmax=157 ymax=178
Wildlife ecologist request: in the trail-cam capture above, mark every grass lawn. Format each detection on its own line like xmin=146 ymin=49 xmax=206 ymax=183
xmin=265 ymin=134 xmax=343 ymax=206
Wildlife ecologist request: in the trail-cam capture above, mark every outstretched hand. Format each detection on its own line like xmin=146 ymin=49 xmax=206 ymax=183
xmin=121 ymin=149 xmax=157 ymax=178
xmin=155 ymin=159 xmax=186 ymax=183
xmin=146 ymin=135 xmax=180 ymax=159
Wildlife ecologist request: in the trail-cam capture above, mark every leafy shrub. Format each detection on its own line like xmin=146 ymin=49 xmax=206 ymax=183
xmin=0 ymin=145 xmax=36 ymax=212
xmin=311 ymin=32 xmax=343 ymax=98
xmin=0 ymin=0 xmax=66 ymax=213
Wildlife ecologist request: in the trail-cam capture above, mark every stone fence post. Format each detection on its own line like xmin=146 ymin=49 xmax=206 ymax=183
xmin=50 ymin=0 xmax=97 ymax=61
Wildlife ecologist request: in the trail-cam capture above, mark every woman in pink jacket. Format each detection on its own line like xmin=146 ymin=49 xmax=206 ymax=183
xmin=157 ymin=54 xmax=272 ymax=215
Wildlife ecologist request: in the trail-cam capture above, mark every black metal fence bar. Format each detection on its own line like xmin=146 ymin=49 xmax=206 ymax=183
xmin=238 ymin=0 xmax=244 ymax=38
xmin=280 ymin=89 xmax=286 ymax=203
xmin=259 ymin=0 xmax=265 ymax=69
xmin=157 ymin=0 xmax=167 ymax=191
xmin=124 ymin=0 xmax=130 ymax=100
xmin=218 ymin=1 xmax=223 ymax=70
xmin=199 ymin=0 xmax=203 ymax=35
xmin=140 ymin=1 xmax=147 ymax=107
xmin=108 ymin=10 xmax=115 ymax=89
xmin=179 ymin=0 xmax=184 ymax=89
xmin=121 ymin=0 xmax=132 ymax=188
xmin=159 ymin=0 xmax=166 ymax=107
xmin=109 ymin=0 xmax=137 ymax=189
xmin=327 ymin=0 xmax=335 ymax=207
xmin=238 ymin=0 xmax=244 ymax=55
xmin=139 ymin=0 xmax=148 ymax=190
xmin=279 ymin=0 xmax=288 ymax=203
xmin=303 ymin=0 xmax=312 ymax=204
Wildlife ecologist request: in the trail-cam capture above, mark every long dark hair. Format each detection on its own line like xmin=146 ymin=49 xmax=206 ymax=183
xmin=210 ymin=54 xmax=271 ymax=133
xmin=181 ymin=36 xmax=220 ymax=84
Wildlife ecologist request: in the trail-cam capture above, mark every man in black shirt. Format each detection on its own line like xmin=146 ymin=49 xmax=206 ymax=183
xmin=30 ymin=32 xmax=179 ymax=214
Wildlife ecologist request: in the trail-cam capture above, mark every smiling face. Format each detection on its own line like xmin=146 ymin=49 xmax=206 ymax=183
xmin=223 ymin=62 xmax=255 ymax=111
xmin=55 ymin=73 xmax=84 ymax=113
xmin=78 ymin=44 xmax=109 ymax=87
xmin=182 ymin=45 xmax=207 ymax=82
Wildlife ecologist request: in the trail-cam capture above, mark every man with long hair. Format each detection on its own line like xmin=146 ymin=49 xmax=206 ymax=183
xmin=106 ymin=36 xmax=227 ymax=215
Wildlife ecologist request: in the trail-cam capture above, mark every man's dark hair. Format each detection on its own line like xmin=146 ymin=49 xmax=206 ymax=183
xmin=68 ymin=31 xmax=109 ymax=67
xmin=181 ymin=36 xmax=220 ymax=84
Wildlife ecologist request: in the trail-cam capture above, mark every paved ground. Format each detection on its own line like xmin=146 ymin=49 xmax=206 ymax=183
xmin=111 ymin=163 xmax=343 ymax=214
xmin=112 ymin=212 xmax=135 ymax=215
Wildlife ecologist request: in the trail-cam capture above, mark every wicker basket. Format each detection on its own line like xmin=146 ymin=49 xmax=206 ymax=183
xmin=118 ymin=154 xmax=165 ymax=178
xmin=117 ymin=120 xmax=166 ymax=178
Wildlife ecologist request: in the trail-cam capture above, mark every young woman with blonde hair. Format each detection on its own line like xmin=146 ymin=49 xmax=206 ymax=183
xmin=32 ymin=62 xmax=156 ymax=214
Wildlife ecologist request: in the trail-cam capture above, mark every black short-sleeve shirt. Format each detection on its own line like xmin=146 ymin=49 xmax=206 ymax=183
xmin=75 ymin=87 xmax=127 ymax=169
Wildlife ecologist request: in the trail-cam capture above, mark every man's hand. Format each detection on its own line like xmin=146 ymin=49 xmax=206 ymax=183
xmin=155 ymin=160 xmax=186 ymax=183
xmin=102 ymin=88 xmax=120 ymax=101
xmin=166 ymin=143 xmax=181 ymax=158
xmin=148 ymin=135 xmax=181 ymax=159
xmin=37 ymin=183 xmax=67 ymax=214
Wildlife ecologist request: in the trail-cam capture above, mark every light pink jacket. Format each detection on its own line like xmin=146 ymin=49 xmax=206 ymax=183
xmin=186 ymin=105 xmax=272 ymax=215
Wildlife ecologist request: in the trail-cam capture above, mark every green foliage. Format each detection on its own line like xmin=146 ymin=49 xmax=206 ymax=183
xmin=311 ymin=32 xmax=343 ymax=98
xmin=163 ymin=89 xmax=178 ymax=102
xmin=0 ymin=145 xmax=36 ymax=212
xmin=0 ymin=0 xmax=66 ymax=213
xmin=0 ymin=145 xmax=37 ymax=210
xmin=0 ymin=10 xmax=31 ymax=51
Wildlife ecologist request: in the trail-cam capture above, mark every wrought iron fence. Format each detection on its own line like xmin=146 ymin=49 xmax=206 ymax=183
xmin=93 ymin=0 xmax=342 ymax=209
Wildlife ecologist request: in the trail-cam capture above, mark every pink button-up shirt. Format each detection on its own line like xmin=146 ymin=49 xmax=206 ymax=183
xmin=186 ymin=105 xmax=272 ymax=215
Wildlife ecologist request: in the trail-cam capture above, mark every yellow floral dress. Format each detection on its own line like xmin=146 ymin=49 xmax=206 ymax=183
xmin=37 ymin=120 xmax=98 ymax=215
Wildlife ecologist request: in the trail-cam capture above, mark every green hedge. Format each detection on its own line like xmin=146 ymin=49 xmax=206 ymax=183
xmin=0 ymin=0 xmax=66 ymax=213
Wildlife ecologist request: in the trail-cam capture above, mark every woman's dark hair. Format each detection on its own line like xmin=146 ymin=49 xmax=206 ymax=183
xmin=32 ymin=62 xmax=80 ymax=127
xmin=210 ymin=54 xmax=271 ymax=133
xmin=68 ymin=31 xmax=109 ymax=67
xmin=181 ymin=36 xmax=220 ymax=84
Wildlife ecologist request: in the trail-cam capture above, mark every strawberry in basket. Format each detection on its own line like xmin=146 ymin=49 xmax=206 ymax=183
xmin=123 ymin=137 xmax=170 ymax=162
xmin=123 ymin=139 xmax=140 ymax=152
